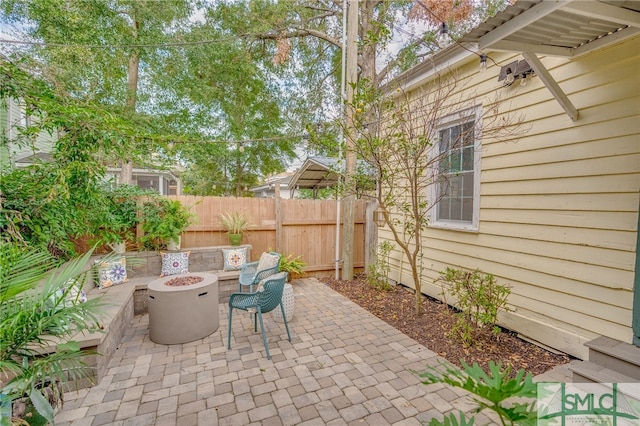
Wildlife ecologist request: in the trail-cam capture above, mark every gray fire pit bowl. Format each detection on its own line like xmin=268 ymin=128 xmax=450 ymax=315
xmin=148 ymin=273 xmax=219 ymax=344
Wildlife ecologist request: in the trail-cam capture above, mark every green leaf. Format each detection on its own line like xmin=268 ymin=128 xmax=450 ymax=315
xmin=429 ymin=411 xmax=475 ymax=426
xmin=29 ymin=387 xmax=55 ymax=424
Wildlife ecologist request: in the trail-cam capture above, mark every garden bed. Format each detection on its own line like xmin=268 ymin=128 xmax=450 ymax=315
xmin=322 ymin=275 xmax=571 ymax=376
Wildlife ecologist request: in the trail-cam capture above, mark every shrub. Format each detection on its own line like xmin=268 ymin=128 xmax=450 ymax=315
xmin=437 ymin=267 xmax=511 ymax=346
xmin=367 ymin=240 xmax=395 ymax=290
xmin=140 ymin=198 xmax=194 ymax=250
xmin=0 ymin=243 xmax=104 ymax=424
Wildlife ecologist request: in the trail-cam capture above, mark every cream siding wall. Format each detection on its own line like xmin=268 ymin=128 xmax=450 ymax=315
xmin=384 ymin=36 xmax=640 ymax=360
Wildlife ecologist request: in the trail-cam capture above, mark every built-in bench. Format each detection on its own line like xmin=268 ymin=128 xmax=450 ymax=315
xmin=62 ymin=244 xmax=252 ymax=390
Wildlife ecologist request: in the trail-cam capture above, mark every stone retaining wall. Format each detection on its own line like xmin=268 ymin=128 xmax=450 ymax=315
xmin=65 ymin=245 xmax=252 ymax=390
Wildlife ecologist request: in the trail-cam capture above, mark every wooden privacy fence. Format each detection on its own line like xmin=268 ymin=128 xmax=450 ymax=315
xmin=168 ymin=196 xmax=372 ymax=277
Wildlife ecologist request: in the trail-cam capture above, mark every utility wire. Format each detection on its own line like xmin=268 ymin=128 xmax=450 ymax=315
xmin=414 ymin=0 xmax=501 ymax=67
xmin=0 ymin=36 xmax=241 ymax=49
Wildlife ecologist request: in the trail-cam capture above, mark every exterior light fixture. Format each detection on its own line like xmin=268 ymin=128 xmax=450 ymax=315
xmin=479 ymin=54 xmax=487 ymax=72
xmin=373 ymin=207 xmax=386 ymax=227
xmin=437 ymin=22 xmax=450 ymax=47
xmin=498 ymin=59 xmax=534 ymax=87
xmin=504 ymin=68 xmax=515 ymax=85
xmin=238 ymin=143 xmax=244 ymax=153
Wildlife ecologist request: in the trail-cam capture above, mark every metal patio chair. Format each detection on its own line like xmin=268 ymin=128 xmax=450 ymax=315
xmin=238 ymin=251 xmax=281 ymax=292
xmin=227 ymin=272 xmax=291 ymax=360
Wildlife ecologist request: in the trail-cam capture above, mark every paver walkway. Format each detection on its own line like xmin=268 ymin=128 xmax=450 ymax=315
xmin=55 ymin=278 xmax=569 ymax=425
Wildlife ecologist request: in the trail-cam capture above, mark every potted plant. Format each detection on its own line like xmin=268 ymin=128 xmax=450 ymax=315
xmin=0 ymin=244 xmax=103 ymax=425
xmin=219 ymin=211 xmax=251 ymax=246
xmin=273 ymin=253 xmax=306 ymax=323
xmin=140 ymin=198 xmax=194 ymax=250
xmin=279 ymin=254 xmax=306 ymax=281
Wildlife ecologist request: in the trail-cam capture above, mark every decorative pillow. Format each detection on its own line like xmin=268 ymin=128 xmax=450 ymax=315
xmin=65 ymin=278 xmax=88 ymax=305
xmin=160 ymin=251 xmax=190 ymax=277
xmin=49 ymin=278 xmax=87 ymax=309
xmin=257 ymin=252 xmax=280 ymax=272
xmin=223 ymin=247 xmax=247 ymax=271
xmin=95 ymin=257 xmax=128 ymax=289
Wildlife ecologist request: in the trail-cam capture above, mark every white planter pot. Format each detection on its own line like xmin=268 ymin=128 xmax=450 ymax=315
xmin=273 ymin=283 xmax=294 ymax=322
xmin=167 ymin=236 xmax=181 ymax=251
xmin=110 ymin=241 xmax=126 ymax=254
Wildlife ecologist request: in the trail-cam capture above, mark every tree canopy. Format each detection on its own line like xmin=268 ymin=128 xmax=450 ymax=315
xmin=1 ymin=0 xmax=510 ymax=194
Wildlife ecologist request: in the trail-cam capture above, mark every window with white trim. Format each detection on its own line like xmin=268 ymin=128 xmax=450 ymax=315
xmin=433 ymin=108 xmax=481 ymax=231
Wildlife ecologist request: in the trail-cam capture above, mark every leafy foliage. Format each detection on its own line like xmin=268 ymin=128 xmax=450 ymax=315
xmin=219 ymin=211 xmax=251 ymax=235
xmin=139 ymin=198 xmax=195 ymax=250
xmin=437 ymin=267 xmax=511 ymax=346
xmin=279 ymin=253 xmax=306 ymax=278
xmin=367 ymin=240 xmax=395 ymax=290
xmin=96 ymin=185 xmax=148 ymax=248
xmin=0 ymin=243 xmax=104 ymax=424
xmin=417 ymin=360 xmax=537 ymax=426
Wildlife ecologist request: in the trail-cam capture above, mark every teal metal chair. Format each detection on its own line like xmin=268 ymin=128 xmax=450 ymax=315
xmin=238 ymin=251 xmax=281 ymax=293
xmin=227 ymin=272 xmax=291 ymax=360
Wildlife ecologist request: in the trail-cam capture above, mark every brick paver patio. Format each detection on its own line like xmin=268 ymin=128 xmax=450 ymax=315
xmin=54 ymin=278 xmax=570 ymax=425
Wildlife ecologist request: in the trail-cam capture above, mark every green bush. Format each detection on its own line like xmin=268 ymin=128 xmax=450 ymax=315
xmin=95 ymin=184 xmax=148 ymax=248
xmin=437 ymin=267 xmax=511 ymax=346
xmin=0 ymin=243 xmax=104 ymax=425
xmin=367 ymin=240 xmax=395 ymax=290
xmin=140 ymin=198 xmax=194 ymax=250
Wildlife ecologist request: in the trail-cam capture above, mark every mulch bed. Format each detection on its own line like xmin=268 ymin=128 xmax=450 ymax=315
xmin=321 ymin=275 xmax=571 ymax=377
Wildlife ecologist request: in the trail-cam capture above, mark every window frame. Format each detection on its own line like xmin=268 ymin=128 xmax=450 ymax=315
xmin=430 ymin=106 xmax=482 ymax=232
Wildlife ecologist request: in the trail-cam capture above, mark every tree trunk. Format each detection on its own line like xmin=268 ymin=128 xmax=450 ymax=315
xmin=120 ymin=17 xmax=140 ymax=186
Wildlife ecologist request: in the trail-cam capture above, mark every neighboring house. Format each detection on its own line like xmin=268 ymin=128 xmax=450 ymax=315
xmin=250 ymin=172 xmax=295 ymax=198
xmin=1 ymin=97 xmax=182 ymax=195
xmin=105 ymin=165 xmax=183 ymax=196
xmin=0 ymin=97 xmax=55 ymax=168
xmin=385 ymin=0 xmax=639 ymax=369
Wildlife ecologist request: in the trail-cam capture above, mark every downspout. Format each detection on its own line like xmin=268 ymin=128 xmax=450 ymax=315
xmin=633 ymin=195 xmax=640 ymax=346
xmin=335 ymin=0 xmax=347 ymax=280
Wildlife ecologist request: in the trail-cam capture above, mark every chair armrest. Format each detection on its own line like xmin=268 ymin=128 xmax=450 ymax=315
xmin=240 ymin=261 xmax=259 ymax=275
xmin=255 ymin=265 xmax=279 ymax=282
xmin=229 ymin=292 xmax=259 ymax=310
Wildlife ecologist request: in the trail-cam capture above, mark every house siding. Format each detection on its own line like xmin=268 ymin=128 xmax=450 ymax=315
xmin=0 ymin=99 xmax=8 ymax=168
xmin=385 ymin=36 xmax=640 ymax=360
xmin=2 ymin=97 xmax=56 ymax=165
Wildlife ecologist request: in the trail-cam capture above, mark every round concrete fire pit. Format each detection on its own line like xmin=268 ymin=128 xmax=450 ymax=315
xmin=148 ymin=273 xmax=219 ymax=344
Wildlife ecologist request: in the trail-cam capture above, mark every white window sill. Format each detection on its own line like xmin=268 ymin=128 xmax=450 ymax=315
xmin=429 ymin=221 xmax=479 ymax=233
